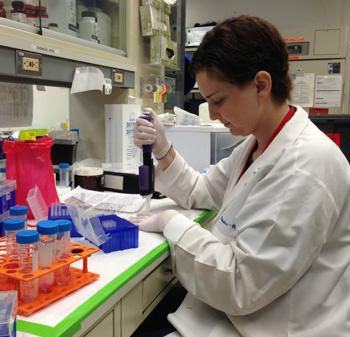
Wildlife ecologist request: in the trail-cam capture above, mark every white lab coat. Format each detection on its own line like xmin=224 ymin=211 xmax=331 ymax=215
xmin=155 ymin=106 xmax=350 ymax=336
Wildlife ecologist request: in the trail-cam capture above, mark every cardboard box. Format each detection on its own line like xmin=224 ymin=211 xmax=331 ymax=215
xmin=140 ymin=5 xmax=171 ymax=37
xmin=105 ymin=104 xmax=142 ymax=170
xmin=151 ymin=35 xmax=177 ymax=69
xmin=142 ymin=0 xmax=171 ymax=15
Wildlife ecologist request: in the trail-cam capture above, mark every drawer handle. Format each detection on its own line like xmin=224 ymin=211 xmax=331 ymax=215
xmin=164 ymin=268 xmax=173 ymax=276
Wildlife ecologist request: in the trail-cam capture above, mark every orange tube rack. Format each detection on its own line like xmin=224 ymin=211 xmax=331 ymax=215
xmin=0 ymin=237 xmax=100 ymax=316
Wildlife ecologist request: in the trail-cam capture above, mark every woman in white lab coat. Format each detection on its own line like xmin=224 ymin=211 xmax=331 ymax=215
xmin=132 ymin=15 xmax=350 ymax=337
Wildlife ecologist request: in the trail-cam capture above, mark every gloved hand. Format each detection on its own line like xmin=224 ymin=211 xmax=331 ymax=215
xmin=129 ymin=210 xmax=179 ymax=233
xmin=134 ymin=108 xmax=172 ymax=159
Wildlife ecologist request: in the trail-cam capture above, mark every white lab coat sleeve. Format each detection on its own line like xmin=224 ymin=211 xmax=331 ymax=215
xmin=164 ymin=168 xmax=339 ymax=316
xmin=155 ymin=150 xmax=237 ymax=210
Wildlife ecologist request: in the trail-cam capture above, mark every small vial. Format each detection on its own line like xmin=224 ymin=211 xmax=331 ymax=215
xmin=9 ymin=205 xmax=28 ymax=229
xmin=16 ymin=230 xmax=39 ymax=303
xmin=37 ymin=220 xmax=58 ymax=293
xmin=11 ymin=1 xmax=26 ymax=23
xmin=4 ymin=218 xmax=25 ymax=259
xmin=55 ymin=219 xmax=72 ymax=286
xmin=59 ymin=163 xmax=70 ymax=187
xmin=0 ymin=1 xmax=6 ymax=18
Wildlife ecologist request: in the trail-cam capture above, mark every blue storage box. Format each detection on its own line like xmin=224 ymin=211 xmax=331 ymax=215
xmin=92 ymin=214 xmax=139 ymax=253
xmin=48 ymin=204 xmax=82 ymax=238
xmin=0 ymin=181 xmax=16 ymax=237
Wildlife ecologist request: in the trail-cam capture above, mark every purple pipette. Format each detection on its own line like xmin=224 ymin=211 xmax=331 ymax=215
xmin=139 ymin=113 xmax=155 ymax=211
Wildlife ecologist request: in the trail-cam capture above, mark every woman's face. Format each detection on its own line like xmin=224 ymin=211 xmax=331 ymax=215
xmin=196 ymin=70 xmax=260 ymax=136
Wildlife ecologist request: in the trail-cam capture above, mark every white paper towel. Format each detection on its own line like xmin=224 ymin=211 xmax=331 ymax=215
xmin=70 ymin=67 xmax=105 ymax=94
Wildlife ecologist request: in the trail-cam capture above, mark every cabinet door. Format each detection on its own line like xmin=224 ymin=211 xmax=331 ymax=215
xmin=84 ymin=311 xmax=114 ymax=337
xmin=121 ymin=281 xmax=143 ymax=337
xmin=142 ymin=257 xmax=175 ymax=311
xmin=121 ymin=257 xmax=176 ymax=337
xmin=83 ymin=302 xmax=121 ymax=337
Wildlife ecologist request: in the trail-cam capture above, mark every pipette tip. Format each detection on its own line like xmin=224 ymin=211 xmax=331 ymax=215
xmin=143 ymin=195 xmax=151 ymax=212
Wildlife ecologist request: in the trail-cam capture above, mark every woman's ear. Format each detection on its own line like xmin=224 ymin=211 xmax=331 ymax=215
xmin=255 ymin=71 xmax=272 ymax=100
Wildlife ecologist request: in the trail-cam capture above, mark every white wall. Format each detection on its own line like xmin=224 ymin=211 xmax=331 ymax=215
xmin=186 ymin=0 xmax=350 ymax=116
xmin=32 ymin=86 xmax=70 ymax=130
xmin=186 ymin=0 xmax=350 ymax=30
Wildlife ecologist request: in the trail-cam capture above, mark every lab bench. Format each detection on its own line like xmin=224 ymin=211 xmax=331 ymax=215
xmin=15 ymin=199 xmax=216 ymax=337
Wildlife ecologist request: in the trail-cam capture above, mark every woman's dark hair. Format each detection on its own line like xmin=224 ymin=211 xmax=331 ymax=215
xmin=190 ymin=15 xmax=292 ymax=104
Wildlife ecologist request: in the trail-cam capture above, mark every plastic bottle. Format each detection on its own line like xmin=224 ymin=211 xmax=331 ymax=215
xmin=76 ymin=0 xmax=87 ymax=23
xmin=9 ymin=205 xmax=28 ymax=229
xmin=0 ymin=1 xmax=6 ymax=18
xmin=4 ymin=218 xmax=25 ymax=259
xmin=59 ymin=163 xmax=69 ymax=187
xmin=90 ymin=0 xmax=111 ymax=46
xmin=55 ymin=219 xmax=71 ymax=285
xmin=11 ymin=1 xmax=26 ymax=23
xmin=47 ymin=0 xmax=77 ymax=37
xmin=79 ymin=10 xmax=99 ymax=43
xmin=16 ymin=230 xmax=39 ymax=303
xmin=37 ymin=220 xmax=58 ymax=293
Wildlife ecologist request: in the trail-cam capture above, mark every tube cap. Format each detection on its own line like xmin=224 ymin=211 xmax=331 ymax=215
xmin=9 ymin=205 xmax=28 ymax=216
xmin=59 ymin=163 xmax=69 ymax=169
xmin=4 ymin=218 xmax=25 ymax=231
xmin=56 ymin=219 xmax=72 ymax=232
xmin=16 ymin=230 xmax=39 ymax=244
xmin=37 ymin=220 xmax=58 ymax=235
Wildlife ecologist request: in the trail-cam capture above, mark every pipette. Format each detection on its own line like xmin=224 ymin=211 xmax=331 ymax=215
xmin=138 ymin=112 xmax=155 ymax=212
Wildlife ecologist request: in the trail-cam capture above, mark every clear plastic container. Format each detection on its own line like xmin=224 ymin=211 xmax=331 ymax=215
xmin=26 ymin=185 xmax=48 ymax=221
xmin=4 ymin=218 xmax=25 ymax=259
xmin=37 ymin=220 xmax=58 ymax=293
xmin=55 ymin=219 xmax=72 ymax=286
xmin=16 ymin=230 xmax=39 ymax=303
xmin=59 ymin=163 xmax=70 ymax=187
xmin=9 ymin=205 xmax=28 ymax=229
xmin=0 ymin=291 xmax=17 ymax=337
xmin=74 ymin=167 xmax=104 ymax=191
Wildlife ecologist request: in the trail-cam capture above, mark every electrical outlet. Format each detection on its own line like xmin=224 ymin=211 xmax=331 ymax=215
xmin=23 ymin=57 xmax=40 ymax=72
xmin=16 ymin=50 xmax=42 ymax=77
xmin=111 ymin=68 xmax=125 ymax=86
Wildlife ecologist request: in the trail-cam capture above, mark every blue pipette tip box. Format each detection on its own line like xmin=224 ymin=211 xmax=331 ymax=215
xmin=95 ymin=214 xmax=139 ymax=253
xmin=48 ymin=204 xmax=82 ymax=238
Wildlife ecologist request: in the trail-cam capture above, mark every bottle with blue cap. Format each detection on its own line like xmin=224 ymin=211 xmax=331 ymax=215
xmin=9 ymin=205 xmax=28 ymax=229
xmin=55 ymin=219 xmax=72 ymax=285
xmin=4 ymin=218 xmax=25 ymax=259
xmin=59 ymin=163 xmax=70 ymax=187
xmin=37 ymin=220 xmax=58 ymax=293
xmin=16 ymin=230 xmax=39 ymax=303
